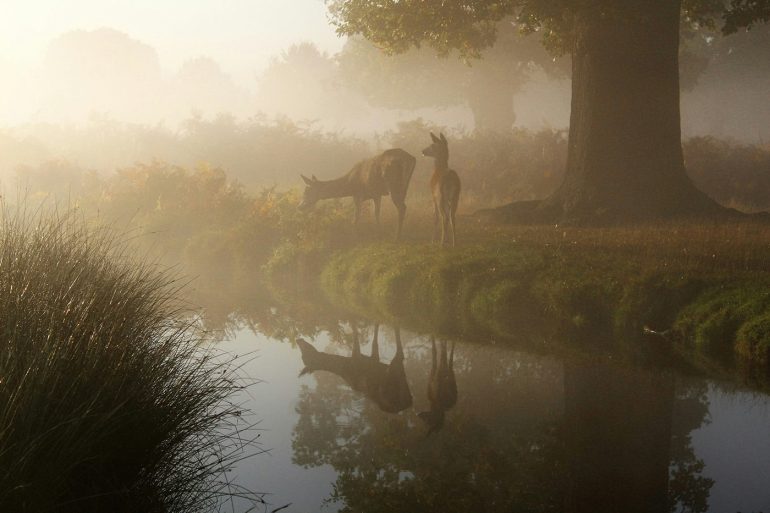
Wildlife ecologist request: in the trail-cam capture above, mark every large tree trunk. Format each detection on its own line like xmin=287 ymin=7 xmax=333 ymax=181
xmin=481 ymin=0 xmax=727 ymax=223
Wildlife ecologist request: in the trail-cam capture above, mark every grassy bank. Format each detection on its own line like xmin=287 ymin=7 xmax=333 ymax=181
xmin=318 ymin=221 xmax=770 ymax=377
xmin=0 ymin=210 xmax=259 ymax=512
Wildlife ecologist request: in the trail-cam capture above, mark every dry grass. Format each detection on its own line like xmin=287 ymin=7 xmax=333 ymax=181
xmin=451 ymin=218 xmax=770 ymax=275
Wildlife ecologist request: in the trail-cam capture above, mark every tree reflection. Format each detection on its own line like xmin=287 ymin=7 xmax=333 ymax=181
xmin=293 ymin=334 xmax=566 ymax=512
xmin=564 ymin=361 xmax=713 ymax=513
xmin=564 ymin=361 xmax=673 ymax=513
xmin=668 ymin=382 xmax=714 ymax=513
xmin=291 ymin=328 xmax=713 ymax=512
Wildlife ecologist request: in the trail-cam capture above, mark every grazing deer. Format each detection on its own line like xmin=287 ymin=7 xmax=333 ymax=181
xmin=418 ymin=337 xmax=457 ymax=434
xmin=296 ymin=325 xmax=412 ymax=414
xmin=298 ymin=148 xmax=416 ymax=240
xmin=422 ymin=132 xmax=461 ymax=247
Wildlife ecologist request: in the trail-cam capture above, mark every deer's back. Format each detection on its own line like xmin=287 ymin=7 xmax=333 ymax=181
xmin=349 ymin=149 xmax=415 ymax=198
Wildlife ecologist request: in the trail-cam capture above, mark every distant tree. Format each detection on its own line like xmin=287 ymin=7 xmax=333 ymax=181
xmin=257 ymin=42 xmax=368 ymax=125
xmin=327 ymin=0 xmax=770 ymax=223
xmin=42 ymin=28 xmax=162 ymax=121
xmin=291 ymin=335 xmax=713 ymax=512
xmin=171 ymin=57 xmax=250 ymax=117
xmin=337 ymin=21 xmax=568 ymax=132
xmin=680 ymin=21 xmax=770 ymax=140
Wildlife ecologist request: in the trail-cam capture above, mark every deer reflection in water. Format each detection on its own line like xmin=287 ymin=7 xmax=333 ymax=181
xmin=296 ymin=325 xmax=412 ymax=413
xmin=419 ymin=337 xmax=457 ymax=434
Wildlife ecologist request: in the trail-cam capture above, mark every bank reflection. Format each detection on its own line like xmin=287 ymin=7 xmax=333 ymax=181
xmin=292 ymin=324 xmax=713 ymax=512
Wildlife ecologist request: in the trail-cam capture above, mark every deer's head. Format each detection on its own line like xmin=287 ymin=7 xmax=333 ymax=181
xmin=422 ymin=132 xmax=448 ymax=160
xmin=298 ymin=174 xmax=321 ymax=210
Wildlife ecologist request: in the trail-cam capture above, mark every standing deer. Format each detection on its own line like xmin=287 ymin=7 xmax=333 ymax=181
xmin=422 ymin=132 xmax=461 ymax=247
xmin=296 ymin=324 xmax=412 ymax=414
xmin=298 ymin=148 xmax=416 ymax=240
xmin=418 ymin=337 xmax=457 ymax=434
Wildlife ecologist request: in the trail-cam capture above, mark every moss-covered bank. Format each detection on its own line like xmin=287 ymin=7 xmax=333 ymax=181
xmin=318 ymin=240 xmax=770 ymax=376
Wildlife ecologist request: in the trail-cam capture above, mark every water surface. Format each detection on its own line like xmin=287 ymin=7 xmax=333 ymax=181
xmin=219 ymin=320 xmax=770 ymax=513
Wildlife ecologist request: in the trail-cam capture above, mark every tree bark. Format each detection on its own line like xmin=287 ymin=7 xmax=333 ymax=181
xmin=480 ymin=0 xmax=729 ymax=224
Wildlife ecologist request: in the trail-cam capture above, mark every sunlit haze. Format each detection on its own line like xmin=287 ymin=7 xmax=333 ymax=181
xmin=0 ymin=0 xmax=344 ymax=124
xmin=0 ymin=0 xmax=342 ymax=74
xmin=3 ymin=2 xmax=770 ymax=511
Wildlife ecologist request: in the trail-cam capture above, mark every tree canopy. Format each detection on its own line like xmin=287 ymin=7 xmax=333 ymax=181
xmin=327 ymin=0 xmax=770 ymax=222
xmin=337 ymin=22 xmax=567 ymax=130
xmin=327 ymin=0 xmax=767 ymax=58
xmin=257 ymin=42 xmax=369 ymax=124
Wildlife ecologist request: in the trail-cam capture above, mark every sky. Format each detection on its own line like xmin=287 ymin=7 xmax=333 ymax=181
xmin=0 ymin=0 xmax=345 ymax=83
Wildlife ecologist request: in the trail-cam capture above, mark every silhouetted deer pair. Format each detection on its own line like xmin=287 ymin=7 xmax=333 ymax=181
xmin=298 ymin=133 xmax=461 ymax=246
xmin=296 ymin=326 xmax=457 ymax=434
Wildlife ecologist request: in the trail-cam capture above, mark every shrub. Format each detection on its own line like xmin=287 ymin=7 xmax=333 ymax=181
xmin=383 ymin=119 xmax=568 ymax=209
xmin=684 ymin=136 xmax=770 ymax=211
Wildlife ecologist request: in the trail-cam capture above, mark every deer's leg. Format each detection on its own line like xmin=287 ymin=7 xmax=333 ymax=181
xmin=393 ymin=327 xmax=404 ymax=361
xmin=352 ymin=325 xmax=361 ymax=358
xmin=373 ymin=196 xmax=382 ymax=227
xmin=439 ymin=204 xmax=448 ymax=246
xmin=439 ymin=339 xmax=448 ymax=370
xmin=353 ymin=197 xmax=362 ymax=225
xmin=370 ymin=324 xmax=380 ymax=360
xmin=430 ymin=336 xmax=437 ymax=373
xmin=449 ymin=339 xmax=455 ymax=367
xmin=449 ymin=205 xmax=457 ymax=248
xmin=393 ymin=198 xmax=406 ymax=242
xmin=432 ymin=201 xmax=440 ymax=244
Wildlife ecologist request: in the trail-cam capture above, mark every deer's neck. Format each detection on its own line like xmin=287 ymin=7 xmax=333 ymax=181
xmin=318 ymin=175 xmax=354 ymax=199
xmin=432 ymin=157 xmax=450 ymax=176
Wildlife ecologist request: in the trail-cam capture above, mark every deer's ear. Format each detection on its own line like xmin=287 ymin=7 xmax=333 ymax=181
xmin=440 ymin=132 xmax=447 ymax=143
xmin=430 ymin=132 xmax=440 ymax=143
xmin=301 ymin=174 xmax=313 ymax=186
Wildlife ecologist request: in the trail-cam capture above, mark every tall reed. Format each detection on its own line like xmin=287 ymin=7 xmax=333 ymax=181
xmin=0 ymin=207 xmax=260 ymax=512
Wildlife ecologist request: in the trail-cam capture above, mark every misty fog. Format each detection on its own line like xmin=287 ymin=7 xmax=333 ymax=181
xmin=5 ymin=3 xmax=770 ymax=512
xmin=0 ymin=16 xmax=768 ymax=232
xmin=1 ymin=22 xmax=767 ymax=187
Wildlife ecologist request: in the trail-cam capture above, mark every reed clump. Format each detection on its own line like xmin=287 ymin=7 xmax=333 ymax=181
xmin=0 ymin=209 xmax=258 ymax=512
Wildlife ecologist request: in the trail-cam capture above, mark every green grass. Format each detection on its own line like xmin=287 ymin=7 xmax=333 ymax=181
xmin=315 ymin=220 xmax=770 ymax=375
xmin=0 ymin=209 xmax=260 ymax=512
